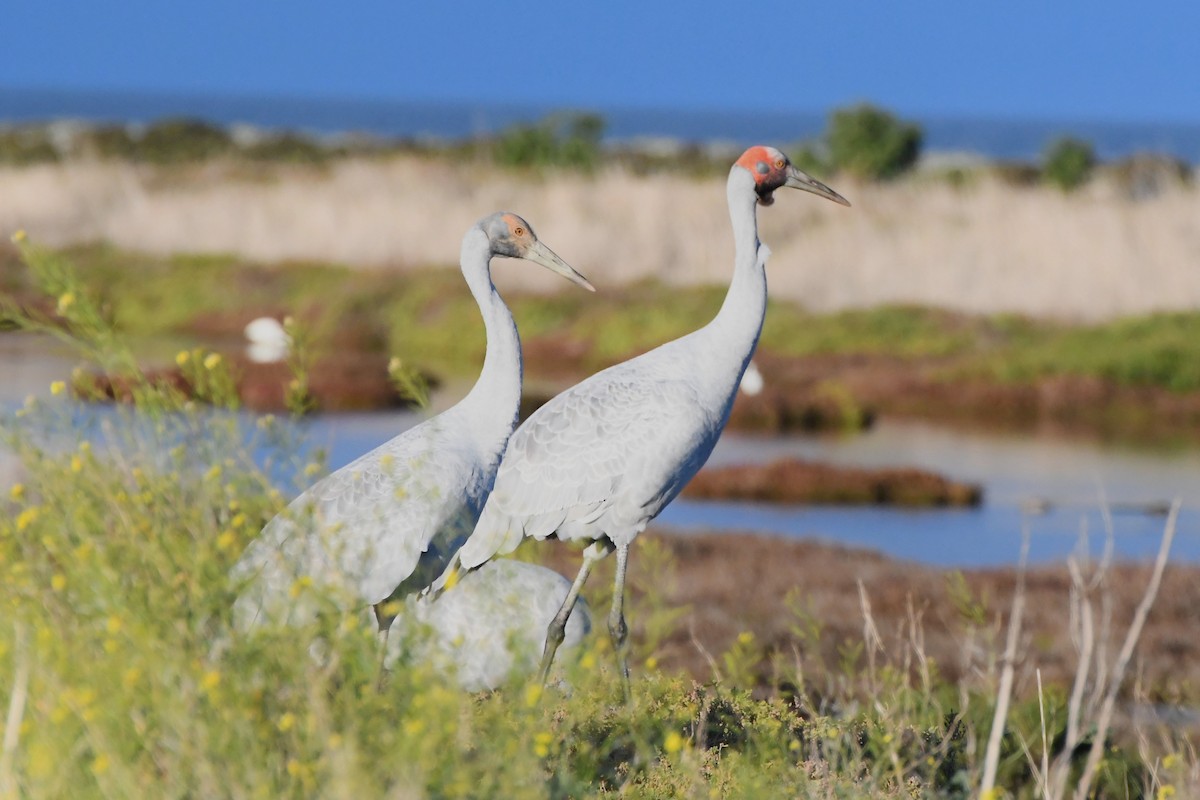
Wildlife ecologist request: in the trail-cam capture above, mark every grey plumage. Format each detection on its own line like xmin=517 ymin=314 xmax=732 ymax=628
xmin=388 ymin=559 xmax=591 ymax=691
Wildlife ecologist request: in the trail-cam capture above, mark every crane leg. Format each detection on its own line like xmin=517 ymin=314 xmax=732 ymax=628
xmin=539 ymin=540 xmax=611 ymax=685
xmin=608 ymin=543 xmax=632 ymax=704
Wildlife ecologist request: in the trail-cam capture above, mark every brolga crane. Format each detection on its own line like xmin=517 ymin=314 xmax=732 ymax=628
xmin=432 ymin=147 xmax=849 ymax=700
xmin=233 ymin=212 xmax=594 ymax=632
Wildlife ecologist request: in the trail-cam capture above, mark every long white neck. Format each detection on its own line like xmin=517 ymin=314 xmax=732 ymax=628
xmin=699 ymin=167 xmax=767 ymax=389
xmin=455 ymin=228 xmax=522 ymax=448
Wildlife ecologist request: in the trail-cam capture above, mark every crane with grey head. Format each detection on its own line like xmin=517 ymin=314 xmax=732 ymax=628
xmin=431 ymin=147 xmax=849 ymax=701
xmin=232 ymin=212 xmax=594 ymax=632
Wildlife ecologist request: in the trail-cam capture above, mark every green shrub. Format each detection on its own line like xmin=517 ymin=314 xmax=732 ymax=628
xmin=492 ymin=112 xmax=606 ymax=171
xmin=0 ymin=128 xmax=59 ymax=165
xmin=242 ymin=132 xmax=333 ymax=164
xmin=136 ymin=118 xmax=234 ymax=164
xmin=1042 ymin=136 xmax=1096 ymax=191
xmin=82 ymin=125 xmax=139 ymax=160
xmin=826 ymin=103 xmax=922 ymax=180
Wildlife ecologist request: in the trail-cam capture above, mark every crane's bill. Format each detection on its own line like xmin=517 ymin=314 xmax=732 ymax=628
xmin=784 ymin=167 xmax=851 ymax=207
xmin=524 ymin=240 xmax=596 ymax=292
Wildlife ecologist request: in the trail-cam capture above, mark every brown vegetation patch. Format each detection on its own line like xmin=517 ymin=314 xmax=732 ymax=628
xmin=683 ymin=458 xmax=982 ymax=507
xmin=74 ymin=352 xmax=427 ymax=413
xmin=741 ymin=351 xmax=1200 ymax=442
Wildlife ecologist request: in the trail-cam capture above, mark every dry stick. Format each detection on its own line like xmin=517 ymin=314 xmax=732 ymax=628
xmin=1050 ymin=522 xmax=1103 ymax=799
xmin=1064 ymin=558 xmax=1095 ymax=749
xmin=857 ymin=580 xmax=884 ymax=693
xmin=980 ymin=523 xmax=1031 ymax=797
xmin=1037 ymin=669 xmax=1050 ymax=800
xmin=0 ymin=624 xmax=31 ymax=798
xmin=1088 ymin=497 xmax=1118 ymax=719
xmin=1073 ymin=499 xmax=1180 ymax=800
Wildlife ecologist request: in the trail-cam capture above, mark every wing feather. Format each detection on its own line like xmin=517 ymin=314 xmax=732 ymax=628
xmin=234 ymin=417 xmax=483 ymax=626
xmin=451 ymin=356 xmax=710 ymax=574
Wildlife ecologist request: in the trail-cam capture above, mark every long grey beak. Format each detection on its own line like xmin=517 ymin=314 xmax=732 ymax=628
xmin=785 ymin=167 xmax=851 ymax=207
xmin=523 ymin=240 xmax=596 ymax=292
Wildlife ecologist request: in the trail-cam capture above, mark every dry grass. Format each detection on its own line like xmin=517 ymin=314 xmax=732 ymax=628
xmin=543 ymin=528 xmax=1200 ymax=698
xmin=2 ymin=157 xmax=1198 ymax=320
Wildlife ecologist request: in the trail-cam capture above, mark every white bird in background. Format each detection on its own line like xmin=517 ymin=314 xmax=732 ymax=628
xmin=233 ymin=212 xmax=594 ymax=631
xmin=387 ymin=559 xmax=591 ymax=691
xmin=244 ymin=316 xmax=291 ymax=364
xmin=433 ymin=147 xmax=849 ymax=699
xmin=739 ymin=360 xmax=764 ymax=396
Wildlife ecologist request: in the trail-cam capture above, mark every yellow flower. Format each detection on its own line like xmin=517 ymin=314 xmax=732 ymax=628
xmin=203 ymin=353 xmax=222 ymax=370
xmin=106 ymin=616 xmax=123 ymax=634
xmin=56 ymin=292 xmax=76 ymax=315
xmin=15 ymin=506 xmax=38 ymax=532
xmin=277 ymin=712 xmax=296 ymax=732
xmin=70 ymin=455 xmax=83 ymax=473
xmin=50 ymin=381 xmax=66 ymax=396
xmin=9 ymin=483 xmax=24 ymax=501
xmin=51 ymin=573 xmax=67 ymax=591
xmin=737 ymin=631 xmax=754 ymax=645
xmin=1162 ymin=753 xmax=1180 ymax=770
xmin=231 ymin=513 xmax=247 ymax=528
xmin=533 ymin=731 xmax=553 ymax=758
xmin=523 ymin=683 xmax=542 ymax=708
xmin=200 ymin=670 xmax=221 ymax=692
xmin=303 ymin=462 xmax=321 ymax=477
xmin=288 ymin=575 xmax=313 ymax=599
xmin=664 ymin=731 xmax=685 ymax=754
xmin=1158 ymin=787 xmax=1176 ymax=800
xmin=216 ymin=530 xmax=236 ymax=551
xmin=11 ymin=229 xmax=27 ymax=243
xmin=91 ymin=754 xmax=110 ymax=775
xmin=205 ymin=464 xmax=222 ymax=481
xmin=403 ymin=718 xmax=425 ymax=736
xmin=580 ymin=651 xmax=597 ymax=670
xmin=644 ymin=656 xmax=658 ymax=670
xmin=175 ymin=350 xmax=190 ymax=367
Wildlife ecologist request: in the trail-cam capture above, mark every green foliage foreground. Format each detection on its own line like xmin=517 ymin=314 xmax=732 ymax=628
xmin=1 ymin=242 xmax=1196 ymax=798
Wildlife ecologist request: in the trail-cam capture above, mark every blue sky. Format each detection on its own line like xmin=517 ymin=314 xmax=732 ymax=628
xmin=5 ymin=1 xmax=1199 ymax=124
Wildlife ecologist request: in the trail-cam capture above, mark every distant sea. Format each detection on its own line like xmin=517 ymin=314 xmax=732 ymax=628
xmin=3 ymin=87 xmax=1200 ymax=163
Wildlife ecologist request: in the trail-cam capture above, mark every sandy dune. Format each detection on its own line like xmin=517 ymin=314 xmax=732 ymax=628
xmin=2 ymin=157 xmax=1197 ymax=320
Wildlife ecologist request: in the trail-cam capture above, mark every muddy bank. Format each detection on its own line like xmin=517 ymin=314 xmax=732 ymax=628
xmin=534 ymin=529 xmax=1200 ymax=700
xmin=682 ymin=457 xmax=982 ymax=507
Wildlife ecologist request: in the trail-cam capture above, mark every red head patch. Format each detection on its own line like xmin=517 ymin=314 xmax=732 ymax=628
xmin=735 ymin=145 xmax=788 ymax=187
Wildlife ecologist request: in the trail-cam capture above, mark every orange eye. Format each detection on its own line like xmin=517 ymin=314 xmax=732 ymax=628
xmin=774 ymin=159 xmax=785 ymax=169
xmin=513 ymin=227 xmax=525 ymax=236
